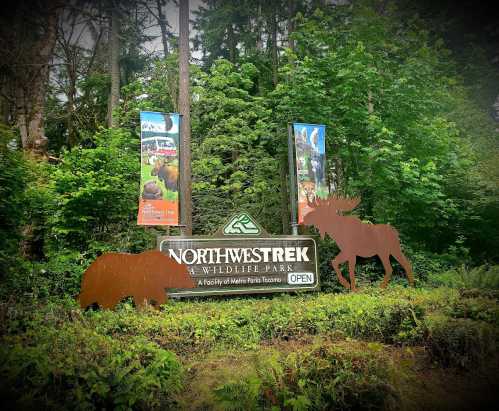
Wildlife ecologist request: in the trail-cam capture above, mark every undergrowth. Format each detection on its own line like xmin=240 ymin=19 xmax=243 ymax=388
xmin=0 ymin=286 xmax=498 ymax=410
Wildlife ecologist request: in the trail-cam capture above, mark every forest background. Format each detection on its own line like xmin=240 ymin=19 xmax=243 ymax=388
xmin=1 ymin=0 xmax=499 ymax=408
xmin=1 ymin=0 xmax=498 ymax=295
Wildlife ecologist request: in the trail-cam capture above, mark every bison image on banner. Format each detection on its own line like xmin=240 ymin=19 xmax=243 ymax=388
xmin=293 ymin=123 xmax=327 ymax=224
xmin=138 ymin=111 xmax=180 ymax=225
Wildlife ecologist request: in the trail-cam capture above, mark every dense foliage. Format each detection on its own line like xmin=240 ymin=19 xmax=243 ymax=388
xmin=0 ymin=1 xmax=498 ymax=299
xmin=191 ymin=60 xmax=281 ymax=233
xmin=271 ymin=7 xmax=498 ymax=258
xmin=1 ymin=300 xmax=183 ymax=409
xmin=0 ymin=125 xmax=27 ymax=276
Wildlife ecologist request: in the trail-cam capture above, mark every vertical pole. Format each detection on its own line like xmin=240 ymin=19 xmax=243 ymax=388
xmin=288 ymin=123 xmax=298 ymax=235
xmin=108 ymin=7 xmax=120 ymax=128
xmin=179 ymin=0 xmax=192 ymax=236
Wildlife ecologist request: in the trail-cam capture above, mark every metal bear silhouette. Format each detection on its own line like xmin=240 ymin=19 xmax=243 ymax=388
xmin=302 ymin=196 xmax=414 ymax=291
xmin=78 ymin=250 xmax=195 ymax=309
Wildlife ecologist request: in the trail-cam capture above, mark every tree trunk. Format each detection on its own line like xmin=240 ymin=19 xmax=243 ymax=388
xmin=156 ymin=0 xmax=169 ymax=57
xmin=179 ymin=0 xmax=192 ymax=235
xmin=256 ymin=4 xmax=263 ymax=51
xmin=15 ymin=7 xmax=59 ymax=155
xmin=169 ymin=69 xmax=179 ymax=112
xmin=67 ymin=73 xmax=77 ymax=147
xmin=227 ymin=23 xmax=236 ymax=63
xmin=288 ymin=0 xmax=295 ymax=50
xmin=368 ymin=90 xmax=374 ymax=114
xmin=154 ymin=0 xmax=177 ymax=110
xmin=108 ymin=6 xmax=120 ymax=128
xmin=27 ymin=88 xmax=47 ymax=153
xmin=280 ymin=153 xmax=290 ymax=234
xmin=0 ymin=82 xmax=11 ymax=124
xmin=493 ymin=93 xmax=499 ymax=122
xmin=271 ymin=14 xmax=278 ymax=88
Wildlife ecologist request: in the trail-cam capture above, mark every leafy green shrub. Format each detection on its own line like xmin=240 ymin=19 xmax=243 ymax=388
xmin=0 ymin=251 xmax=89 ymax=299
xmin=253 ymin=341 xmax=399 ymax=411
xmin=209 ymin=341 xmax=399 ymax=411
xmin=0 ymin=324 xmax=184 ymax=410
xmin=290 ymin=291 xmax=426 ymax=344
xmin=2 ymin=287 xmax=461 ymax=355
xmin=0 ymin=124 xmax=28 ymax=278
xmin=428 ymin=265 xmax=499 ymax=290
xmin=1 ymin=287 xmax=498 ymax=409
xmin=214 ymin=374 xmax=263 ymax=411
xmin=403 ymin=247 xmax=449 ymax=283
xmin=13 ymin=288 xmax=429 ymax=355
xmin=425 ymin=315 xmax=498 ymax=369
xmin=47 ymin=127 xmax=152 ymax=253
xmin=1 ymin=127 xmax=157 ymax=298
xmin=445 ymin=297 xmax=499 ymax=325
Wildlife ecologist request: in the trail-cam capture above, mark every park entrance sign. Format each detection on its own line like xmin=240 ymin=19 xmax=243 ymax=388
xmin=158 ymin=213 xmax=319 ymax=297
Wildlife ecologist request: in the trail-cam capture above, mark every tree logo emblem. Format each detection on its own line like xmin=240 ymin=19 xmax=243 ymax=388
xmin=223 ymin=213 xmax=261 ymax=235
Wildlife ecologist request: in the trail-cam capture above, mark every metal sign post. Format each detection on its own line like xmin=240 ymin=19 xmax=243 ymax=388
xmin=287 ymin=123 xmax=298 ymax=235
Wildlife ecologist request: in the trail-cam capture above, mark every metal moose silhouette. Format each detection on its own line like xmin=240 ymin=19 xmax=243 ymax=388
xmin=302 ymin=196 xmax=414 ymax=290
xmin=79 ymin=250 xmax=195 ymax=309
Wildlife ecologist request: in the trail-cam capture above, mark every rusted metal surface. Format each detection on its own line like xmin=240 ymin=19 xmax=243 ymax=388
xmin=302 ymin=195 xmax=414 ymax=291
xmin=78 ymin=250 xmax=195 ymax=309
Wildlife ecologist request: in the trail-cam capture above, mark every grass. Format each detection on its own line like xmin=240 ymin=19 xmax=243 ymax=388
xmin=140 ymin=162 xmax=178 ymax=201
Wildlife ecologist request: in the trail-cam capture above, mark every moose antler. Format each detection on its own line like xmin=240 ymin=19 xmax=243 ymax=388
xmin=306 ymin=196 xmax=330 ymax=208
xmin=328 ymin=195 xmax=361 ymax=212
xmin=306 ymin=195 xmax=360 ymax=211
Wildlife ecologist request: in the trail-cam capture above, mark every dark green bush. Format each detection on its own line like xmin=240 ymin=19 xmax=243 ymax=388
xmin=428 ymin=265 xmax=499 ymax=290
xmin=445 ymin=297 xmax=499 ymax=326
xmin=0 ymin=124 xmax=28 ymax=279
xmin=47 ymin=127 xmax=145 ymax=252
xmin=211 ymin=341 xmax=399 ymax=411
xmin=0 ymin=324 xmax=184 ymax=410
xmin=2 ymin=288 xmax=428 ymax=355
xmin=0 ymin=251 xmax=87 ymax=299
xmin=425 ymin=315 xmax=498 ymax=369
xmin=0 ymin=127 xmax=158 ymax=299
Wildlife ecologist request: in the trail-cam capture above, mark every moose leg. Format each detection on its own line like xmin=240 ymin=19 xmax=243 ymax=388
xmin=392 ymin=249 xmax=414 ymax=286
xmin=332 ymin=251 xmax=351 ymax=289
xmin=348 ymin=256 xmax=358 ymax=292
xmin=379 ymin=254 xmax=393 ymax=289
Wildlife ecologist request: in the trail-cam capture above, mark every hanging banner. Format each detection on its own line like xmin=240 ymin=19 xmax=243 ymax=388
xmin=137 ymin=111 xmax=180 ymax=226
xmin=293 ymin=123 xmax=327 ymax=224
